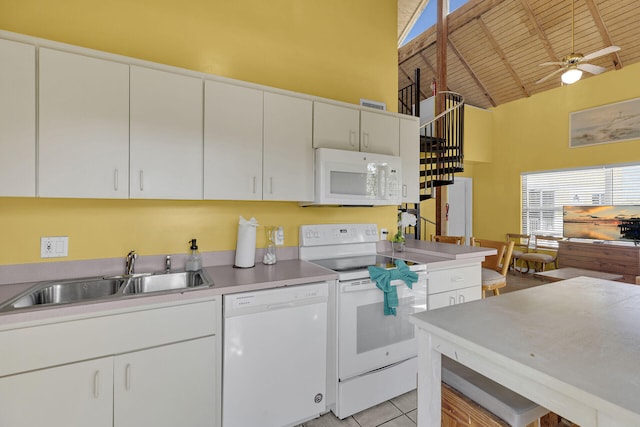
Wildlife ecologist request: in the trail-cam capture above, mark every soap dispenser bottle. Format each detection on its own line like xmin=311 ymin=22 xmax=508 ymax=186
xmin=186 ymin=239 xmax=202 ymax=272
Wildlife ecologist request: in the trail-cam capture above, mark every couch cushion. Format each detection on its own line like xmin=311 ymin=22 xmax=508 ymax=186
xmin=442 ymin=356 xmax=549 ymax=427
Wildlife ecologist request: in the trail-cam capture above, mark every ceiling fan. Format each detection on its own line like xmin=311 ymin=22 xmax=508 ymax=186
xmin=536 ymin=0 xmax=621 ymax=85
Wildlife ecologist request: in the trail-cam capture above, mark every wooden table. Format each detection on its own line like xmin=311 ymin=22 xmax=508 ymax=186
xmin=534 ymin=267 xmax=624 ymax=283
xmin=410 ymin=277 xmax=640 ymax=427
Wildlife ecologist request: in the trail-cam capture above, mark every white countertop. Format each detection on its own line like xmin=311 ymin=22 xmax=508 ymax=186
xmin=410 ymin=277 xmax=640 ymax=426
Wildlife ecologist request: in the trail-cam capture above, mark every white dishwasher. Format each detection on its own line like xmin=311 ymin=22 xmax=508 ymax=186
xmin=222 ymin=281 xmax=329 ymax=427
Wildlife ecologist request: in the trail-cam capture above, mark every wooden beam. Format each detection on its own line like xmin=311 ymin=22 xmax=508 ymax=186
xmin=519 ymin=0 xmax=560 ymax=63
xmin=477 ymin=16 xmax=530 ymax=98
xmin=398 ymin=0 xmax=431 ymax=47
xmin=584 ymin=0 xmax=623 ymax=69
xmin=448 ymin=37 xmax=497 ymax=108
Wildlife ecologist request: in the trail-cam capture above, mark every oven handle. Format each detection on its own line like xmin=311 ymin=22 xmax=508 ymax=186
xmin=341 ymin=281 xmax=377 ymax=292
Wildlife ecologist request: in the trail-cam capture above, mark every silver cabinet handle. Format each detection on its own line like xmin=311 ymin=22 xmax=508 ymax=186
xmin=125 ymin=363 xmax=132 ymax=391
xmin=269 ymin=177 xmax=273 ymax=194
xmin=252 ymin=176 xmax=257 ymax=194
xmin=93 ymin=370 xmax=100 ymax=398
xmin=363 ymin=132 xmax=370 ymax=148
xmin=114 ymin=169 xmax=119 ymax=191
xmin=459 ymin=294 xmax=466 ymax=304
xmin=139 ymin=170 xmax=144 ymax=191
xmin=449 ymin=296 xmax=456 ymax=306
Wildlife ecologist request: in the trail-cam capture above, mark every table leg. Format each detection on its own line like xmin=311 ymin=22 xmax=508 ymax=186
xmin=416 ymin=329 xmax=441 ymax=427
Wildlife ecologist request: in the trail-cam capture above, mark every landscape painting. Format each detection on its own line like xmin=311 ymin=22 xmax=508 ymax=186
xmin=570 ymin=98 xmax=640 ymax=148
xmin=563 ymin=205 xmax=640 ymax=241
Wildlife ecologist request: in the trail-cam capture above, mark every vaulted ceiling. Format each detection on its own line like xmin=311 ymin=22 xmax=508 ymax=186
xmin=398 ymin=0 xmax=640 ymax=109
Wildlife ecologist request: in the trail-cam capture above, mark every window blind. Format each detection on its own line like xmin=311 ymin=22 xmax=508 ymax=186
xmin=521 ymin=163 xmax=640 ymax=236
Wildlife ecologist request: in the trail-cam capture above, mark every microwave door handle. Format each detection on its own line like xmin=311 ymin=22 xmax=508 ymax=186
xmin=379 ymin=165 xmax=388 ymax=199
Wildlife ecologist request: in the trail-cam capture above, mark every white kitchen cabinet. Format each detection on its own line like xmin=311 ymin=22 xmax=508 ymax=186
xmin=263 ymin=92 xmax=314 ymax=202
xmin=38 ymin=48 xmax=130 ymax=198
xmin=204 ymin=80 xmax=263 ymax=200
xmin=0 ymin=357 xmax=114 ymax=427
xmin=427 ymin=263 xmax=481 ymax=310
xmin=313 ymin=101 xmax=360 ymax=152
xmin=114 ymin=336 xmax=217 ymax=427
xmin=360 ymin=110 xmax=400 ymax=156
xmin=0 ymin=39 xmax=35 ymax=197
xmin=400 ymin=116 xmax=420 ymax=203
xmin=130 ymin=66 xmax=203 ymax=199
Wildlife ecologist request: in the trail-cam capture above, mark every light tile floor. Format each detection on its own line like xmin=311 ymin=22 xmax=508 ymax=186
xmin=298 ymin=271 xmax=542 ymax=427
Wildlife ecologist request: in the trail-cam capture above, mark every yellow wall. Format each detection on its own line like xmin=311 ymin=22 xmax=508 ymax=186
xmin=0 ymin=0 xmax=399 ymax=265
xmin=472 ymin=62 xmax=640 ymax=240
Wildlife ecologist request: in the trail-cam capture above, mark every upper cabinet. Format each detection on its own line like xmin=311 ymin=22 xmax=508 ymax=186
xmin=130 ymin=66 xmax=203 ymax=200
xmin=400 ymin=116 xmax=420 ymax=203
xmin=0 ymin=39 xmax=35 ymax=197
xmin=313 ymin=101 xmax=400 ymax=156
xmin=204 ymin=80 xmax=263 ymax=200
xmin=360 ymin=110 xmax=400 ymax=156
xmin=38 ymin=48 xmax=130 ymax=198
xmin=313 ymin=102 xmax=360 ymax=152
xmin=263 ymin=92 xmax=313 ymax=202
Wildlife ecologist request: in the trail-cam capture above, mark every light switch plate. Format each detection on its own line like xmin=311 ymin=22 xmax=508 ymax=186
xmin=41 ymin=236 xmax=69 ymax=258
xmin=275 ymin=226 xmax=285 ymax=246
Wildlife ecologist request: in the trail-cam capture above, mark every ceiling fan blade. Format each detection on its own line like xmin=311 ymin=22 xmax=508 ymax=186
xmin=536 ymin=68 xmax=565 ymax=84
xmin=577 ymin=63 xmax=607 ymax=75
xmin=582 ymin=45 xmax=621 ymax=62
xmin=539 ymin=62 xmax=565 ymax=66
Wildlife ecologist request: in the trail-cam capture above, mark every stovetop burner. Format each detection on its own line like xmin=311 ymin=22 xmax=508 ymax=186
xmin=311 ymin=255 xmax=417 ymax=273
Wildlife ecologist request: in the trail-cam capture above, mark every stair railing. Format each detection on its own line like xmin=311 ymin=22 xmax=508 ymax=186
xmin=419 ymin=91 xmax=465 ymax=200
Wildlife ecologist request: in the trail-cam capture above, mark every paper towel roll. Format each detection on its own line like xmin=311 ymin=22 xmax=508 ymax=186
xmin=234 ymin=216 xmax=258 ymax=268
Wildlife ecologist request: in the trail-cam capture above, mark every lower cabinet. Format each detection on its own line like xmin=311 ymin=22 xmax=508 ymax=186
xmin=0 ymin=299 xmax=221 ymax=427
xmin=114 ymin=336 xmax=217 ymax=427
xmin=427 ymin=263 xmax=481 ymax=310
xmin=0 ymin=357 xmax=114 ymax=427
xmin=0 ymin=337 xmax=216 ymax=427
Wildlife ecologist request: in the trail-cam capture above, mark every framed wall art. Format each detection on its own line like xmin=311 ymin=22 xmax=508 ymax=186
xmin=569 ymin=97 xmax=640 ymax=148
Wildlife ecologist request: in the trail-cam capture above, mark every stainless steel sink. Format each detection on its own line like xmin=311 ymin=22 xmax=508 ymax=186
xmin=122 ymin=271 xmax=210 ymax=294
xmin=0 ymin=270 xmax=213 ymax=313
xmin=1 ymin=277 xmax=126 ymax=312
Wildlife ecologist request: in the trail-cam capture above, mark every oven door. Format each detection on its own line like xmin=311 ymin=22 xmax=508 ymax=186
xmin=337 ymin=271 xmax=427 ymax=380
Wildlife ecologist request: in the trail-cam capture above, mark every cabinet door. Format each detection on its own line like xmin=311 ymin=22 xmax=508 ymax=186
xmin=39 ymin=48 xmax=130 ymax=198
xmin=360 ymin=110 xmax=400 ymax=156
xmin=457 ymin=286 xmax=481 ymax=305
xmin=400 ymin=116 xmax=420 ymax=203
xmin=313 ymin=101 xmax=360 ymax=151
xmin=204 ymin=80 xmax=263 ymax=200
xmin=263 ymin=92 xmax=314 ymax=201
xmin=0 ymin=39 xmax=35 ymax=197
xmin=130 ymin=66 xmax=203 ymax=199
xmin=428 ymin=290 xmax=458 ymax=310
xmin=0 ymin=357 xmax=113 ymax=427
xmin=114 ymin=336 xmax=217 ymax=427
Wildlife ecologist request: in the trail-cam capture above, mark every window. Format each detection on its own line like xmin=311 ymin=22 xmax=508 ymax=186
xmin=521 ymin=163 xmax=640 ymax=236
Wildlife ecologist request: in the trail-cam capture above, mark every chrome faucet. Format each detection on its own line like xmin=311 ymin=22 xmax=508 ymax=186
xmin=125 ymin=250 xmax=137 ymax=275
xmin=165 ymin=255 xmax=172 ymax=273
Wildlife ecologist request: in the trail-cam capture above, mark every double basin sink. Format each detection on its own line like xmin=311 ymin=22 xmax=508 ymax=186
xmin=0 ymin=270 xmax=213 ymax=313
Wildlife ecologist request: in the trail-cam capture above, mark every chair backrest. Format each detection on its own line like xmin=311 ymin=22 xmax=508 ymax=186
xmin=431 ymin=235 xmax=464 ymax=245
xmin=506 ymin=233 xmax=529 ymax=253
xmin=471 ymin=238 xmax=515 ymax=276
xmin=531 ymin=234 xmax=564 ymax=254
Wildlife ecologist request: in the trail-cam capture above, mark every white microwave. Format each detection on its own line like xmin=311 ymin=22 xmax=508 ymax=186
xmin=304 ymin=148 xmax=402 ymax=206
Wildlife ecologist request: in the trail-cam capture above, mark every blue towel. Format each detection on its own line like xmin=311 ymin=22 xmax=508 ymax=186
xmin=368 ymin=259 xmax=419 ymax=316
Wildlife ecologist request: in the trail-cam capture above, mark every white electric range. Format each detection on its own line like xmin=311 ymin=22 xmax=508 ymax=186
xmin=300 ymin=223 xmax=427 ymax=419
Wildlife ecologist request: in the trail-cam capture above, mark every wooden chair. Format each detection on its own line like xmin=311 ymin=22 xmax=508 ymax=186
xmin=506 ymin=233 xmax=530 ymax=273
xmin=471 ymin=238 xmax=515 ymax=298
xmin=431 ymin=234 xmax=465 ymax=245
xmin=518 ymin=235 xmax=564 ymax=273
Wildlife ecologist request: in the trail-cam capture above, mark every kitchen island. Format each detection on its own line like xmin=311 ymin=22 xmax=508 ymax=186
xmin=410 ymin=277 xmax=640 ymax=427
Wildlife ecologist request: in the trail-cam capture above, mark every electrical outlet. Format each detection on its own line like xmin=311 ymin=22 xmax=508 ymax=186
xmin=41 ymin=236 xmax=68 ymax=258
xmin=380 ymin=228 xmax=389 ymax=241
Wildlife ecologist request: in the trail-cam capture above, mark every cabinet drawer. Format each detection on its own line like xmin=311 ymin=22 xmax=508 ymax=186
xmin=429 ymin=265 xmax=480 ymax=294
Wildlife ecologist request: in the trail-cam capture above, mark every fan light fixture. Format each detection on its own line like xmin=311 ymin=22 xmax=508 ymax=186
xmin=561 ymin=67 xmax=583 ymax=84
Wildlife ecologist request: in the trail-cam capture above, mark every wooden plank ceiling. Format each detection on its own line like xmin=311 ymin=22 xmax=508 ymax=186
xmin=398 ymin=0 xmax=640 ymax=109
